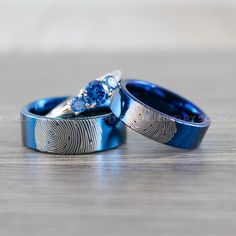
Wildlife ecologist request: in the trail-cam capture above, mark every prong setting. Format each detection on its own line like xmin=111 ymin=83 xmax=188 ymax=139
xmin=97 ymin=77 xmax=105 ymax=82
xmin=79 ymin=89 xmax=87 ymax=96
xmin=86 ymin=103 xmax=97 ymax=109
xmin=107 ymin=91 xmax=113 ymax=97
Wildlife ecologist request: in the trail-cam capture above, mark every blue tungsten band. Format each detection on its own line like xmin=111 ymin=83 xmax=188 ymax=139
xmin=110 ymin=79 xmax=210 ymax=149
xmin=21 ymin=96 xmax=126 ymax=154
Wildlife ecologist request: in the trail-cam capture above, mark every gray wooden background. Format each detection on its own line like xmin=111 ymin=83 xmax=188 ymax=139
xmin=0 ymin=52 xmax=235 ymax=236
xmin=1 ymin=1 xmax=236 ymax=53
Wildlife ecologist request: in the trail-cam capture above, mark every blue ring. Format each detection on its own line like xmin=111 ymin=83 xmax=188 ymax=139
xmin=21 ymin=96 xmax=126 ymax=154
xmin=110 ymin=79 xmax=210 ymax=149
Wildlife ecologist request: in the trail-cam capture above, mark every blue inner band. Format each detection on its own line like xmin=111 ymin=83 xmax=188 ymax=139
xmin=126 ymin=80 xmax=204 ymax=124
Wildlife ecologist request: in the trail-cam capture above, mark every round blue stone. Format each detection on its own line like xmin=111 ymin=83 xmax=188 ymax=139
xmin=84 ymin=80 xmax=106 ymax=105
xmin=105 ymin=75 xmax=118 ymax=89
xmin=71 ymin=96 xmax=86 ymax=113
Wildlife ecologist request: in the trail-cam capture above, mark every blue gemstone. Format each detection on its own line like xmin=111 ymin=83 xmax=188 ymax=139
xmin=105 ymin=75 xmax=118 ymax=89
xmin=71 ymin=96 xmax=86 ymax=113
xmin=84 ymin=80 xmax=106 ymax=105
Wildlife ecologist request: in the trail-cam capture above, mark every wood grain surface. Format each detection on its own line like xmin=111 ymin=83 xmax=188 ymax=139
xmin=0 ymin=52 xmax=235 ymax=236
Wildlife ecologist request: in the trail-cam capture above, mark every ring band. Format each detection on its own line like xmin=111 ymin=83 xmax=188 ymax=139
xmin=110 ymin=79 xmax=210 ymax=149
xmin=21 ymin=96 xmax=127 ymax=154
xmin=46 ymin=70 xmax=121 ymax=118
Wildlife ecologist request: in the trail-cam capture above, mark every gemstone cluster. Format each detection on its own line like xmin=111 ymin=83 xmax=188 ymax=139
xmin=70 ymin=74 xmax=119 ymax=113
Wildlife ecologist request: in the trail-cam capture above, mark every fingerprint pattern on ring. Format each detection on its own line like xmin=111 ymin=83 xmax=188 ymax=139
xmin=123 ymin=102 xmax=177 ymax=143
xmin=35 ymin=118 xmax=102 ymax=154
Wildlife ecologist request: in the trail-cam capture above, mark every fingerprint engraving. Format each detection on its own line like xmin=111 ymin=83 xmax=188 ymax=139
xmin=35 ymin=119 xmax=102 ymax=154
xmin=123 ymin=102 xmax=177 ymax=143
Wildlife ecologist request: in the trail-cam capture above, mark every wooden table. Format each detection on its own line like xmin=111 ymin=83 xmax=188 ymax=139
xmin=0 ymin=52 xmax=235 ymax=236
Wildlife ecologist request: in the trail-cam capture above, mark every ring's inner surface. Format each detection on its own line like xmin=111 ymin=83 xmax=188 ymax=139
xmin=29 ymin=97 xmax=111 ymax=117
xmin=126 ymin=81 xmax=204 ymax=123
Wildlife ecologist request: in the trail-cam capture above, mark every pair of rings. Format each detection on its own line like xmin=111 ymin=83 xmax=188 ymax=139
xmin=21 ymin=70 xmax=210 ymax=155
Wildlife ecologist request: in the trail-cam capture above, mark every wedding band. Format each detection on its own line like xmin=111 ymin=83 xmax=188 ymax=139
xmin=21 ymin=96 xmax=126 ymax=154
xmin=110 ymin=79 xmax=210 ymax=149
xmin=46 ymin=70 xmax=121 ymax=118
